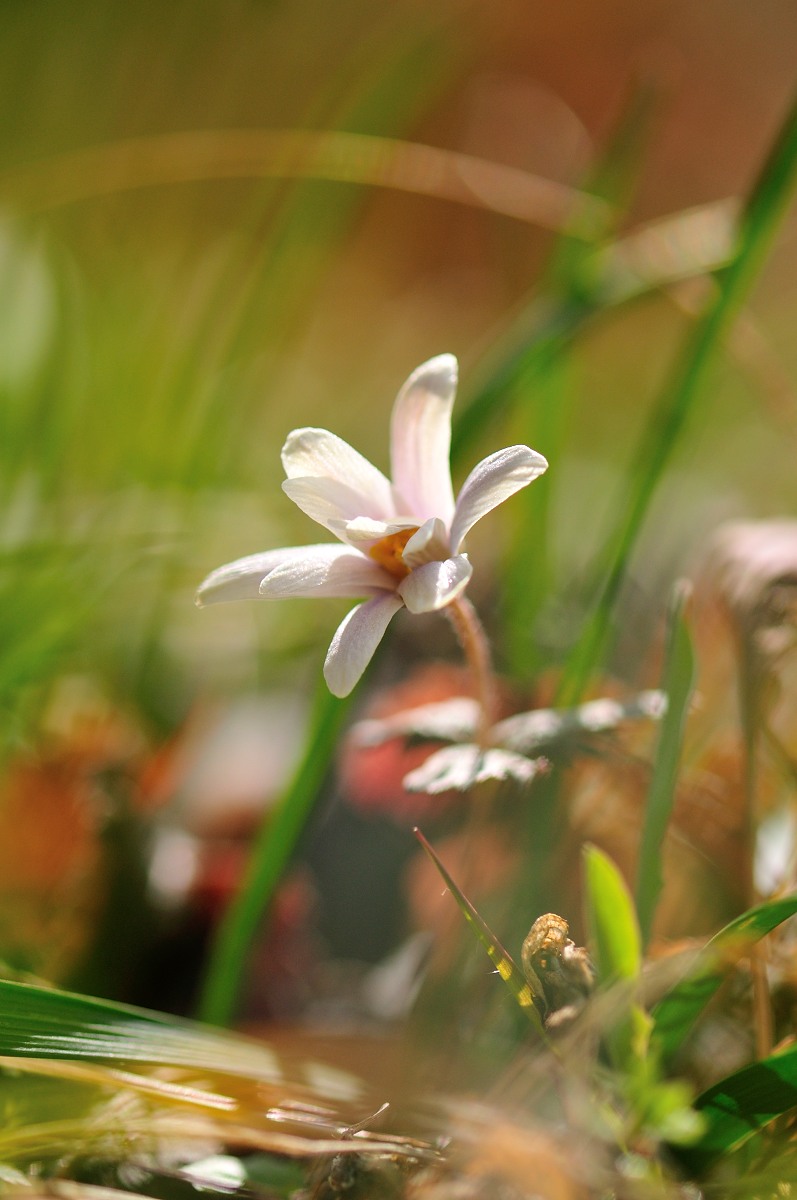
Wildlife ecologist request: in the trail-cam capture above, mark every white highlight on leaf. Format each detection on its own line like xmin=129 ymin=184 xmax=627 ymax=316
xmin=404 ymin=744 xmax=543 ymax=794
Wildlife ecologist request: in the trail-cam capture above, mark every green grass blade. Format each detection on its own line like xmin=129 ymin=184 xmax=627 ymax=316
xmin=549 ymin=73 xmax=660 ymax=293
xmin=673 ymin=1042 xmax=797 ymax=1174
xmin=585 ymin=844 xmax=643 ymax=984
xmin=584 ymin=844 xmax=642 ymax=984
xmin=557 ymin=86 xmax=797 ymax=704
xmin=500 ymin=80 xmax=660 ymax=676
xmin=452 ymin=78 xmax=660 ymax=469
xmin=652 ymin=894 xmax=797 ymax=1063
xmin=197 ymin=681 xmax=353 ymax=1026
xmin=500 ymin=355 xmax=572 ymax=678
xmin=413 ymin=828 xmax=546 ymax=1036
xmin=583 ymin=844 xmax=650 ymax=1065
xmin=635 ymin=583 xmax=696 ymax=948
xmin=0 ymin=979 xmax=283 ymax=1080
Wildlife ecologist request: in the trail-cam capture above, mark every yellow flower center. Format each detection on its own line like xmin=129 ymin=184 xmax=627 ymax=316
xmin=368 ymin=527 xmax=419 ymax=579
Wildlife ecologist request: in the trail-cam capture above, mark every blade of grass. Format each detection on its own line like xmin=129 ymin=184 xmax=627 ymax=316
xmin=0 ymin=1056 xmax=235 ymax=1112
xmin=583 ymin=844 xmax=650 ymax=1067
xmin=413 ymin=827 xmax=547 ymax=1036
xmin=501 ymin=355 xmax=573 ymax=677
xmin=557 ymin=86 xmax=797 ymax=704
xmin=635 ymin=582 xmax=696 ymax=948
xmin=197 ymin=680 xmax=353 ymax=1026
xmin=584 ymin=844 xmax=642 ymax=984
xmin=0 ymin=978 xmax=283 ymax=1078
xmin=453 ymin=77 xmax=655 ymax=458
xmin=652 ymin=894 xmax=797 ymax=1063
xmin=501 ymin=79 xmax=660 ymax=676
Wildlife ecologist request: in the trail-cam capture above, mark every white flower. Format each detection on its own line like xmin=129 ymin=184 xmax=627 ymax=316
xmin=197 ymin=355 xmax=548 ymax=697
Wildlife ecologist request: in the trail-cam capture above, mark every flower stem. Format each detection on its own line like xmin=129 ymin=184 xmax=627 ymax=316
xmin=446 ymin=596 xmax=498 ymax=746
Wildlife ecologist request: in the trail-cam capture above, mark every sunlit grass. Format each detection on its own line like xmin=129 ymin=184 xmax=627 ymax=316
xmin=1 ymin=3 xmax=797 ymax=1196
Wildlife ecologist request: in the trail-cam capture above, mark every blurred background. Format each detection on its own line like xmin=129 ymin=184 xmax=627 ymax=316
xmin=1 ymin=0 xmax=796 ymax=1040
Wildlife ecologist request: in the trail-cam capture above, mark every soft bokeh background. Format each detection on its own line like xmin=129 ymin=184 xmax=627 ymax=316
xmin=1 ymin=0 xmax=796 ymax=1020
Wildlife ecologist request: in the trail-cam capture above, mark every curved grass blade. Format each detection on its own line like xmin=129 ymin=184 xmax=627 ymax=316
xmin=413 ymin=828 xmax=546 ymax=1037
xmin=652 ymin=894 xmax=797 ymax=1063
xmin=0 ymin=978 xmax=293 ymax=1082
xmin=635 ymin=582 xmax=696 ymax=948
xmin=0 ymin=1055 xmax=236 ymax=1112
xmin=673 ymin=1042 xmax=797 ymax=1175
xmin=0 ymin=978 xmax=369 ymax=1110
xmin=197 ymin=680 xmax=353 ymax=1026
xmin=0 ymin=130 xmax=607 ymax=237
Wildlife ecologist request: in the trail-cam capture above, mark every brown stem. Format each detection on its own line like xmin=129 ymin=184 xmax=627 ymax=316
xmin=446 ymin=595 xmax=498 ymax=747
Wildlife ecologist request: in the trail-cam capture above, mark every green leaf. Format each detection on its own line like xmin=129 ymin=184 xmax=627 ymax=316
xmin=452 ymin=77 xmax=660 ymax=470
xmin=0 ymin=978 xmax=291 ymax=1081
xmin=674 ymin=1043 xmax=797 ymax=1174
xmin=583 ymin=844 xmax=650 ymax=1066
xmin=636 ymin=583 xmax=696 ymax=947
xmin=652 ymin=894 xmax=797 ymax=1063
xmin=556 ymin=85 xmax=797 ymax=705
xmin=583 ymin=844 xmax=642 ymax=984
xmin=413 ymin=828 xmax=547 ymax=1036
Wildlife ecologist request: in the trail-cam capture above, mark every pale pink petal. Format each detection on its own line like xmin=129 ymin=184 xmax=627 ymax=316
xmin=330 ymin=516 xmax=419 ymax=549
xmin=323 ymin=593 xmax=404 ymax=697
xmin=196 ymin=547 xmax=313 ymax=606
xmin=450 ymin=445 xmax=548 ymax=554
xmin=389 ymin=355 xmax=457 ymax=525
xmin=402 ymin=517 xmax=450 ymax=569
xmin=282 ymin=477 xmax=386 ymax=537
xmin=398 ymin=554 xmax=472 ymax=613
xmin=259 ymin=546 xmax=395 ymax=598
xmin=282 ymin=428 xmax=395 ymax=520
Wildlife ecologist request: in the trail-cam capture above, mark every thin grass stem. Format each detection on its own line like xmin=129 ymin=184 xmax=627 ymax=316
xmin=557 ymin=87 xmax=797 ymax=704
xmin=196 ymin=682 xmax=352 ymax=1026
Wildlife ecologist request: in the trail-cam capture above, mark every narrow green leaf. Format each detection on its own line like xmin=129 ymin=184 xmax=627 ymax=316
xmin=413 ymin=828 xmax=547 ymax=1036
xmin=674 ymin=1043 xmax=797 ymax=1174
xmin=636 ymin=583 xmax=696 ymax=947
xmin=557 ymin=85 xmax=797 ymax=705
xmin=0 ymin=979 xmax=284 ymax=1081
xmin=197 ymin=680 xmax=353 ymax=1026
xmin=550 ymin=74 xmax=660 ymax=294
xmin=583 ymin=844 xmax=649 ymax=1066
xmin=583 ymin=844 xmax=642 ymax=984
xmin=453 ymin=78 xmax=660 ymax=468
xmin=653 ymin=894 xmax=797 ymax=1063
xmin=500 ymin=80 xmax=660 ymax=676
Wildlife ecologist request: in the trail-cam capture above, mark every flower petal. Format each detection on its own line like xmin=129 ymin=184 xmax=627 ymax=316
xmin=449 ymin=444 xmax=548 ymax=554
xmin=389 ymin=354 xmax=457 ymax=525
xmin=282 ymin=428 xmax=395 ymax=520
xmin=402 ymin=517 xmax=450 ymax=569
xmin=259 ymin=545 xmax=394 ymax=598
xmin=330 ymin=516 xmax=419 ymax=548
xmin=398 ymin=554 xmax=472 ymax=613
xmin=323 ymin=593 xmax=404 ymax=697
xmin=283 ymin=477 xmax=391 ymax=538
xmin=196 ymin=547 xmax=312 ymax=605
